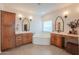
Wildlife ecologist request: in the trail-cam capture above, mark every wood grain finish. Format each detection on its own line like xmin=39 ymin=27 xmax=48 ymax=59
xmin=22 ymin=33 xmax=32 ymax=44
xmin=16 ymin=34 xmax=23 ymax=46
xmin=0 ymin=10 xmax=33 ymax=51
xmin=66 ymin=42 xmax=79 ymax=55
xmin=51 ymin=33 xmax=63 ymax=48
xmin=0 ymin=11 xmax=1 ymax=52
xmin=22 ymin=34 xmax=28 ymax=44
xmin=2 ymin=11 xmax=15 ymax=25
xmin=16 ymin=33 xmax=32 ymax=47
xmin=1 ymin=11 xmax=16 ymax=51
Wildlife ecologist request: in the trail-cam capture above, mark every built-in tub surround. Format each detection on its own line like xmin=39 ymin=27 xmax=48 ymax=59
xmin=33 ymin=33 xmax=50 ymax=45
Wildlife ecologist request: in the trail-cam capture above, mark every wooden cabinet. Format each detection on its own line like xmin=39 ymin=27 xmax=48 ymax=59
xmin=16 ymin=34 xmax=23 ymax=46
xmin=51 ymin=33 xmax=63 ymax=48
xmin=2 ymin=11 xmax=15 ymax=25
xmin=22 ymin=33 xmax=32 ymax=44
xmin=26 ymin=33 xmax=32 ymax=43
xmin=0 ymin=11 xmax=16 ymax=51
xmin=16 ymin=33 xmax=32 ymax=47
xmin=22 ymin=34 xmax=28 ymax=44
xmin=0 ymin=10 xmax=33 ymax=51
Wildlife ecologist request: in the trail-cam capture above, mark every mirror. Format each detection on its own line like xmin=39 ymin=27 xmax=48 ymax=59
xmin=22 ymin=18 xmax=30 ymax=31
xmin=55 ymin=16 xmax=64 ymax=32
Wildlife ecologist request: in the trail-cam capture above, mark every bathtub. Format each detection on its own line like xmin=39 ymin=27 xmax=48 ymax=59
xmin=33 ymin=33 xmax=51 ymax=45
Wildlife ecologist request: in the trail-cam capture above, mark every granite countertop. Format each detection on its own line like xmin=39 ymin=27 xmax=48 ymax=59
xmin=51 ymin=32 xmax=79 ymax=38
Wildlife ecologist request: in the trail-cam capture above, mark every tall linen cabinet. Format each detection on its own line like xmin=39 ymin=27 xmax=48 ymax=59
xmin=0 ymin=10 xmax=16 ymax=51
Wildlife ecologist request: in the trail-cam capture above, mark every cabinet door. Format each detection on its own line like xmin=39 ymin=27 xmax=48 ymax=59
xmin=1 ymin=11 xmax=15 ymax=51
xmin=51 ymin=33 xmax=63 ymax=48
xmin=51 ymin=33 xmax=55 ymax=45
xmin=2 ymin=11 xmax=15 ymax=25
xmin=16 ymin=34 xmax=22 ymax=46
xmin=26 ymin=33 xmax=32 ymax=43
xmin=22 ymin=33 xmax=32 ymax=44
xmin=22 ymin=34 xmax=28 ymax=44
xmin=2 ymin=26 xmax=15 ymax=50
xmin=56 ymin=35 xmax=62 ymax=48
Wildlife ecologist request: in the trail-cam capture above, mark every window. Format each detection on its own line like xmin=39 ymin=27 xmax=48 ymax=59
xmin=43 ymin=20 xmax=52 ymax=32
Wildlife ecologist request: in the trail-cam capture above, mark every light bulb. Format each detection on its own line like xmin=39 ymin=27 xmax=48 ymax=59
xmin=29 ymin=16 xmax=33 ymax=19
xmin=63 ymin=11 xmax=69 ymax=15
xmin=18 ymin=14 xmax=23 ymax=18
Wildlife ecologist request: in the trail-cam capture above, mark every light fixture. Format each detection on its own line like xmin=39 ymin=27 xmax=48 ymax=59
xmin=29 ymin=16 xmax=33 ymax=21
xmin=18 ymin=14 xmax=23 ymax=20
xmin=63 ymin=11 xmax=69 ymax=18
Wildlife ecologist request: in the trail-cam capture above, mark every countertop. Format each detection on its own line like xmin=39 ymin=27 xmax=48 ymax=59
xmin=15 ymin=31 xmax=32 ymax=34
xmin=51 ymin=32 xmax=79 ymax=38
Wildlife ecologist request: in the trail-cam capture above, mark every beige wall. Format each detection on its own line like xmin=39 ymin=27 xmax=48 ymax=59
xmin=30 ymin=15 xmax=43 ymax=33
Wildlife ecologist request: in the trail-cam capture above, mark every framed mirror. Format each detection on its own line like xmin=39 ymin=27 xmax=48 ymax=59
xmin=22 ymin=18 xmax=30 ymax=31
xmin=55 ymin=16 xmax=64 ymax=32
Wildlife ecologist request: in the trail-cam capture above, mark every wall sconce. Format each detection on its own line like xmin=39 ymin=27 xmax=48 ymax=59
xmin=29 ymin=16 xmax=33 ymax=21
xmin=19 ymin=17 xmax=22 ymax=20
xmin=18 ymin=14 xmax=23 ymax=20
xmin=63 ymin=11 xmax=69 ymax=18
xmin=64 ymin=15 xmax=67 ymax=18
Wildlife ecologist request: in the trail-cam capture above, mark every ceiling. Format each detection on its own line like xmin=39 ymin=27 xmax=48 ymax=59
xmin=3 ymin=3 xmax=71 ymax=16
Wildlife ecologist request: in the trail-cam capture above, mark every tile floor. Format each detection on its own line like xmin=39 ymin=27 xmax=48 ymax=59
xmin=0 ymin=44 xmax=70 ymax=55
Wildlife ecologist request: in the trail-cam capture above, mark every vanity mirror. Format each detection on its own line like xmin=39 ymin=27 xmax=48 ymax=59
xmin=22 ymin=18 xmax=30 ymax=31
xmin=55 ymin=16 xmax=64 ymax=32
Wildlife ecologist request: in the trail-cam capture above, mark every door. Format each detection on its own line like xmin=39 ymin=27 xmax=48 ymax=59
xmin=1 ymin=11 xmax=15 ymax=51
xmin=2 ymin=11 xmax=15 ymax=25
xmin=2 ymin=26 xmax=12 ymax=50
xmin=26 ymin=33 xmax=32 ymax=43
xmin=56 ymin=35 xmax=62 ymax=48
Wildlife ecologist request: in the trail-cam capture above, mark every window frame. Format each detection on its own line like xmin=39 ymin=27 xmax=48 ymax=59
xmin=42 ymin=20 xmax=52 ymax=32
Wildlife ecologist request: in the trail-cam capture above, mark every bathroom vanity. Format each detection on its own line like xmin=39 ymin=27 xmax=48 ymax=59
xmin=15 ymin=32 xmax=33 ymax=47
xmin=51 ymin=32 xmax=79 ymax=54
